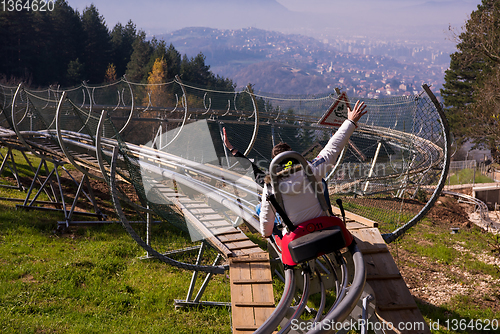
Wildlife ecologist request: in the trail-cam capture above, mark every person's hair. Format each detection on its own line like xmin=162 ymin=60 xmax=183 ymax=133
xmin=271 ymin=142 xmax=291 ymax=158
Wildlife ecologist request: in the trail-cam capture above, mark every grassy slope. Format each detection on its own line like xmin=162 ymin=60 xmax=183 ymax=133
xmin=388 ymin=216 xmax=500 ymax=333
xmin=0 ymin=147 xmax=232 ymax=333
xmin=0 ymin=205 xmax=233 ymax=334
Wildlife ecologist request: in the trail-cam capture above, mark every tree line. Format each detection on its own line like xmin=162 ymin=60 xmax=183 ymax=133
xmin=0 ymin=0 xmax=361 ymax=163
xmin=441 ymin=0 xmax=500 ymax=163
xmin=0 ymin=0 xmax=234 ymax=91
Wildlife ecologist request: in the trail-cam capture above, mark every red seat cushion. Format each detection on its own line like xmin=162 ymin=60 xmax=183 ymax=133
xmin=275 ymin=216 xmax=354 ymax=266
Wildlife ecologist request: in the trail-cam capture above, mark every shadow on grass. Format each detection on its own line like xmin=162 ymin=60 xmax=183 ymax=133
xmin=415 ymin=297 xmax=500 ymax=333
xmin=0 ymin=202 xmax=60 ymax=232
xmin=0 ymin=202 xmax=124 ymax=237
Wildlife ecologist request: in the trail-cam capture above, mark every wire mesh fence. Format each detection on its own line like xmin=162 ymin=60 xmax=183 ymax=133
xmin=446 ymin=159 xmax=499 ymax=188
xmin=0 ymin=78 xmax=450 ymax=242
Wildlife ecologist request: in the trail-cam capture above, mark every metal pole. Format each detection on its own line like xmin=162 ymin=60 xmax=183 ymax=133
xmin=26 ymin=163 xmax=58 ymax=207
xmin=146 ymin=204 xmax=151 ymax=257
xmin=473 ymin=164 xmax=476 ymax=188
xmin=186 ymin=241 xmax=206 ymax=302
xmin=271 ymin=124 xmax=276 ymax=147
xmin=364 ymin=141 xmax=382 ymax=192
xmin=243 ymin=85 xmax=259 ymax=156
xmin=54 ymin=163 xmax=68 ymax=224
xmin=66 ymin=173 xmax=87 ymax=225
xmin=193 ymin=254 xmax=222 ymax=303
xmin=43 ymin=159 xmax=58 ymax=203
xmin=219 ymin=122 xmax=231 ymax=169
xmin=361 ymin=294 xmax=374 ymax=334
xmin=7 ymin=148 xmax=23 ymax=190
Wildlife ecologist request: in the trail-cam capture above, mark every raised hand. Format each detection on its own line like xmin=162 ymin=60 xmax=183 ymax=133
xmin=347 ymin=100 xmax=368 ymax=124
xmin=222 ymin=127 xmax=234 ymax=151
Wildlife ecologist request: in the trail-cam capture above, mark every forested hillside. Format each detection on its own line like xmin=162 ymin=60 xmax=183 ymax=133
xmin=0 ymin=0 xmax=233 ymax=90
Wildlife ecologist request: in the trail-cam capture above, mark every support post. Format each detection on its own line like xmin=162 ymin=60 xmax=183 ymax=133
xmin=146 ymin=204 xmax=152 ymax=257
xmin=0 ymin=147 xmax=23 ymax=190
xmin=271 ymin=124 xmax=276 ymax=147
xmin=186 ymin=241 xmax=206 ymax=302
xmin=364 ymin=141 xmax=382 ymax=192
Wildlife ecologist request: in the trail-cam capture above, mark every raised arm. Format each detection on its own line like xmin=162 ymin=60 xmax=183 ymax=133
xmin=222 ymin=127 xmax=266 ymax=186
xmin=311 ymin=100 xmax=368 ymax=177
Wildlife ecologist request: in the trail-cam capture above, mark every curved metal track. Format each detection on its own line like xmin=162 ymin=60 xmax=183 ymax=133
xmin=0 ymin=81 xmax=450 ymax=333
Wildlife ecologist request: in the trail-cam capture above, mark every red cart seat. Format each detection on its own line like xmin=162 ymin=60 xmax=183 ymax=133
xmin=274 ymin=215 xmax=354 ymax=266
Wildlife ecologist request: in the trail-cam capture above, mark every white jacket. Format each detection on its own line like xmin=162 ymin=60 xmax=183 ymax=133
xmin=259 ymin=119 xmax=356 ymax=237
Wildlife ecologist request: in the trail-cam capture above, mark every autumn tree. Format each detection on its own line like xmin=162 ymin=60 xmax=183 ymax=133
xmin=144 ymin=58 xmax=168 ymax=107
xmin=105 ymin=63 xmax=117 ymax=82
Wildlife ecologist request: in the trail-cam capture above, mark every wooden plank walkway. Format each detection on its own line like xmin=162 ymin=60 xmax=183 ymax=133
xmin=146 ymin=180 xmax=276 ymax=333
xmin=147 ymin=179 xmax=430 ymax=334
xmin=148 ymin=181 xmax=263 ymax=258
xmin=350 ymin=226 xmax=431 ymax=334
xmin=229 ymin=252 xmax=275 ymax=334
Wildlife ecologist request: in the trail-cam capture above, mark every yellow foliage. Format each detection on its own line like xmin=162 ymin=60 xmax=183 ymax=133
xmin=143 ymin=58 xmax=169 ymax=107
xmin=105 ymin=63 xmax=117 ymax=82
xmin=185 ymin=94 xmax=204 ymax=109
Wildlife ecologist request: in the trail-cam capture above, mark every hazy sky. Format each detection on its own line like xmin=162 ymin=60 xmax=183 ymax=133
xmin=66 ymin=0 xmax=480 ymax=44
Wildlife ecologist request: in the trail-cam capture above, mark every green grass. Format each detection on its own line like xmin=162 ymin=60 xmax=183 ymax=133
xmin=0 ymin=147 xmax=59 ymax=203
xmin=447 ymin=168 xmax=494 ymax=185
xmin=0 ymin=149 xmax=233 ymax=333
xmin=332 ymin=197 xmax=415 ymax=234
xmin=0 ymin=204 xmax=232 ymax=334
xmin=392 ymin=218 xmax=500 ymax=333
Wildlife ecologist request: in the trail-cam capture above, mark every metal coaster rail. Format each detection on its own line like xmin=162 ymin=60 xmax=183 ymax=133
xmin=0 ymin=80 xmax=450 ymax=333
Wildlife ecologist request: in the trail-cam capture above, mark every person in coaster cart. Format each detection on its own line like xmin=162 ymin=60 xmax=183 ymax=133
xmin=259 ymin=100 xmax=367 ymax=238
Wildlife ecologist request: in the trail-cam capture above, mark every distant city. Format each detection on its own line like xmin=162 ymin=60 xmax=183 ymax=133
xmin=162 ymin=27 xmax=452 ymax=97
xmin=316 ymin=38 xmax=451 ymax=98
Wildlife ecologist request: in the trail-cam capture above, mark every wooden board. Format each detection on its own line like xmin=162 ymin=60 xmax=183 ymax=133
xmin=350 ymin=228 xmax=430 ymax=334
xmin=332 ymin=206 xmax=379 ymax=227
xmin=230 ymin=252 xmax=275 ymax=334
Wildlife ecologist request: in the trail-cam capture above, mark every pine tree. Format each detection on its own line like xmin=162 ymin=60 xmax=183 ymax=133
xmin=67 ymin=58 xmax=85 ymax=84
xmin=165 ymin=44 xmax=181 ymax=79
xmin=81 ymin=4 xmax=111 ymax=84
xmin=111 ymin=20 xmax=137 ymax=78
xmin=126 ymin=31 xmax=152 ymax=83
xmin=44 ymin=0 xmax=83 ymax=85
xmin=441 ymin=0 xmax=500 ymax=162
xmin=0 ymin=9 xmax=36 ymax=83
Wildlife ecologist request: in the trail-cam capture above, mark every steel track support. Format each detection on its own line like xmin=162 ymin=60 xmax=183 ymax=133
xmin=21 ymin=158 xmax=58 ymax=207
xmin=0 ymin=146 xmax=24 ymax=190
xmin=174 ymin=244 xmax=229 ymax=309
xmin=14 ymin=157 xmax=105 ymax=228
